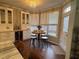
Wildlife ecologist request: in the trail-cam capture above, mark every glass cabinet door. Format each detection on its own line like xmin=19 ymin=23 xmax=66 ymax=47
xmin=21 ymin=11 xmax=30 ymax=30
xmin=0 ymin=7 xmax=13 ymax=32
xmin=0 ymin=9 xmax=5 ymax=24
xmin=22 ymin=13 xmax=25 ymax=24
xmin=7 ymin=10 xmax=12 ymax=24
xmin=26 ymin=14 xmax=29 ymax=24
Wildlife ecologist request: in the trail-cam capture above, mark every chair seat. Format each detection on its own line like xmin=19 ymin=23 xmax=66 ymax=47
xmin=31 ymin=34 xmax=36 ymax=36
xmin=31 ymin=34 xmax=37 ymax=39
xmin=31 ymin=37 xmax=37 ymax=39
xmin=41 ymin=36 xmax=48 ymax=39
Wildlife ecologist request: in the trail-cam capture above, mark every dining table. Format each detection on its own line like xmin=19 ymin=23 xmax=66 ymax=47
xmin=32 ymin=30 xmax=45 ymax=47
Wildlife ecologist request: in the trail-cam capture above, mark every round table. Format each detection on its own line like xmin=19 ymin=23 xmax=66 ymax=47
xmin=32 ymin=30 xmax=45 ymax=40
xmin=32 ymin=30 xmax=45 ymax=48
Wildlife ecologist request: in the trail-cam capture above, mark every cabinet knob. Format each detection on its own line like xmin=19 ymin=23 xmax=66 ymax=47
xmin=6 ymin=26 xmax=9 ymax=29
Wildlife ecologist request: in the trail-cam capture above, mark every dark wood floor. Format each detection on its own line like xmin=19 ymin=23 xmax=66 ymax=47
xmin=15 ymin=40 xmax=65 ymax=59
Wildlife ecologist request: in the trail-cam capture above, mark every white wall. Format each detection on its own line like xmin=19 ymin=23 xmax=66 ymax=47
xmin=23 ymin=28 xmax=31 ymax=40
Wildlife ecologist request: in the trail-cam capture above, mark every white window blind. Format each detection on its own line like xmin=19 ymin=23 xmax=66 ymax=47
xmin=29 ymin=14 xmax=39 ymax=25
xmin=48 ymin=11 xmax=59 ymax=36
xmin=40 ymin=12 xmax=48 ymax=25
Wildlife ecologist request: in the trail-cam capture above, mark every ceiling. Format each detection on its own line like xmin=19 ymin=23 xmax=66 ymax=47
xmin=0 ymin=0 xmax=66 ymax=12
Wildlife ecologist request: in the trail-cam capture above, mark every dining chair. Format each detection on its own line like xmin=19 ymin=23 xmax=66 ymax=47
xmin=41 ymin=34 xmax=48 ymax=48
xmin=31 ymin=34 xmax=37 ymax=47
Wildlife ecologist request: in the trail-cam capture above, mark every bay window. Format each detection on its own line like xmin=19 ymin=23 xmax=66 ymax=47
xmin=29 ymin=11 xmax=59 ymax=37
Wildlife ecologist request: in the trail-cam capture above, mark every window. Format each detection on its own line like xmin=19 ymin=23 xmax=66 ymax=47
xmin=30 ymin=25 xmax=48 ymax=34
xmin=41 ymin=25 xmax=48 ymax=35
xmin=30 ymin=25 xmax=38 ymax=32
xmin=63 ymin=16 xmax=69 ymax=32
xmin=63 ymin=5 xmax=71 ymax=33
xmin=48 ymin=11 xmax=59 ymax=37
xmin=64 ymin=6 xmax=71 ymax=13
xmin=48 ymin=25 xmax=57 ymax=36
xmin=30 ymin=11 xmax=59 ymax=37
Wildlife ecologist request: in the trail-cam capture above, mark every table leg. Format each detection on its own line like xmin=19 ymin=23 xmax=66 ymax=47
xmin=38 ymin=34 xmax=41 ymax=48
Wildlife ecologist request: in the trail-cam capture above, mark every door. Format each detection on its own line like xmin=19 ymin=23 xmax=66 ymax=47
xmin=63 ymin=15 xmax=69 ymax=38
xmin=61 ymin=5 xmax=71 ymax=51
xmin=61 ymin=15 xmax=70 ymax=51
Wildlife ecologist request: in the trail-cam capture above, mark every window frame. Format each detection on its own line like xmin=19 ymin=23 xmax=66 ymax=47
xmin=47 ymin=24 xmax=58 ymax=37
xmin=63 ymin=5 xmax=71 ymax=33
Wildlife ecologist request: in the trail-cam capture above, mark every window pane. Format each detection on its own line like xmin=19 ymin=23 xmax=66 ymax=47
xmin=41 ymin=25 xmax=48 ymax=34
xmin=48 ymin=11 xmax=59 ymax=36
xmin=30 ymin=25 xmax=38 ymax=32
xmin=22 ymin=13 xmax=25 ymax=24
xmin=26 ymin=14 xmax=29 ymax=24
xmin=63 ymin=16 xmax=69 ymax=32
xmin=8 ymin=10 xmax=12 ymax=24
xmin=48 ymin=11 xmax=59 ymax=24
xmin=64 ymin=6 xmax=71 ymax=13
xmin=48 ymin=25 xmax=57 ymax=36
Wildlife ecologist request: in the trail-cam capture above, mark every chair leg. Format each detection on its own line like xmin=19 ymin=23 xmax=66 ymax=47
xmin=43 ymin=40 xmax=48 ymax=48
xmin=28 ymin=39 xmax=31 ymax=47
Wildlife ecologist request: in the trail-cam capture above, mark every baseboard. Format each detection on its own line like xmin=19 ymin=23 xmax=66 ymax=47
xmin=47 ymin=40 xmax=58 ymax=46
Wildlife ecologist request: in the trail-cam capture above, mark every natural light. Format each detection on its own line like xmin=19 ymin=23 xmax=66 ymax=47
xmin=64 ymin=6 xmax=71 ymax=13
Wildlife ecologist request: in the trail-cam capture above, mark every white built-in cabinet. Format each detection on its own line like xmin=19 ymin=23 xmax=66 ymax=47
xmin=0 ymin=7 xmax=13 ymax=32
xmin=21 ymin=11 xmax=31 ymax=40
xmin=21 ymin=11 xmax=30 ymax=30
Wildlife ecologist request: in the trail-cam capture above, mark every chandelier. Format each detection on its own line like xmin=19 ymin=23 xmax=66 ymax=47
xmin=26 ymin=0 xmax=42 ymax=8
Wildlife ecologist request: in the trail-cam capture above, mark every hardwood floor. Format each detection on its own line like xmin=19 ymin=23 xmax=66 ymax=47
xmin=15 ymin=40 xmax=65 ymax=59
